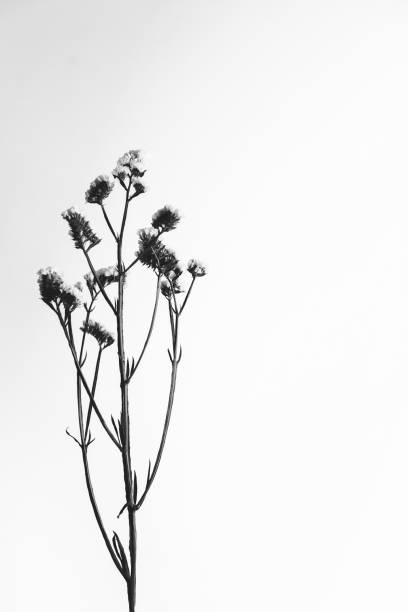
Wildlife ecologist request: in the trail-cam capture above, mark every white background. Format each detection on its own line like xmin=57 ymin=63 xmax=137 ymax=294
xmin=2 ymin=0 xmax=408 ymax=610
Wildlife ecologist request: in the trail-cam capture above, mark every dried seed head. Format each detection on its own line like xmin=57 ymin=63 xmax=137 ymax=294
xmin=81 ymin=319 xmax=115 ymax=349
xmin=37 ymin=267 xmax=82 ymax=312
xmin=187 ymin=259 xmax=206 ymax=278
xmin=151 ymin=207 xmax=181 ymax=233
xmin=85 ymin=175 xmax=114 ymax=204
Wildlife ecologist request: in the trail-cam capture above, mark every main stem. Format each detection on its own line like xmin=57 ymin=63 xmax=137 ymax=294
xmin=117 ymin=187 xmax=137 ymax=611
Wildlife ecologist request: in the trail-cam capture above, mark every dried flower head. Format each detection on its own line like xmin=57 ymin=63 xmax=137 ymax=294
xmin=130 ymin=175 xmax=146 ymax=196
xmin=85 ymin=175 xmax=114 ymax=204
xmin=61 ymin=208 xmax=101 ymax=251
xmin=113 ymin=150 xmax=146 ymax=197
xmin=84 ymin=266 xmax=119 ymax=293
xmin=95 ymin=266 xmax=119 ymax=286
xmin=187 ymin=259 xmax=206 ymax=278
xmin=37 ymin=267 xmax=82 ymax=312
xmin=151 ymin=207 xmax=181 ymax=233
xmin=137 ymin=229 xmax=180 ymax=275
xmin=113 ymin=150 xmax=145 ymax=179
xmin=60 ymin=283 xmax=82 ymax=312
xmin=81 ymin=319 xmax=115 ymax=349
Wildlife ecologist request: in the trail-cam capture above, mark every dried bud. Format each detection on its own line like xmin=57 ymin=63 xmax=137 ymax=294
xmin=187 ymin=259 xmax=206 ymax=278
xmin=61 ymin=208 xmax=101 ymax=251
xmin=85 ymin=175 xmax=114 ymax=204
xmin=81 ymin=319 xmax=115 ymax=349
xmin=151 ymin=207 xmax=180 ymax=233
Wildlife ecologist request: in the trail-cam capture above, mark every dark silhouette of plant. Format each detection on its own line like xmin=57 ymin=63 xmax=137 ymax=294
xmin=37 ymin=150 xmax=206 ymax=611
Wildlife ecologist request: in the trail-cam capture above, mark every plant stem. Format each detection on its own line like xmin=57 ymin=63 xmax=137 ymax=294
xmin=117 ymin=182 xmax=137 ymax=610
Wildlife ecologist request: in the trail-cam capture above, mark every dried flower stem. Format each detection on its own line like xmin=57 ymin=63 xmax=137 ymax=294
xmin=38 ymin=150 xmax=206 ymax=611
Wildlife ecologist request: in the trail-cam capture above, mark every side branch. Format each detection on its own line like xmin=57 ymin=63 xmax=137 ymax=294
xmin=136 ymin=301 xmax=180 ymax=509
xmin=101 ymin=205 xmax=118 ymax=242
xmin=82 ymin=248 xmax=116 ymax=314
xmin=57 ymin=312 xmax=121 ymax=450
xmin=129 ymin=274 xmax=161 ymax=380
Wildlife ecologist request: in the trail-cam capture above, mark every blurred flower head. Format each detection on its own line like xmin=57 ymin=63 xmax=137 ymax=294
xmin=187 ymin=259 xmax=206 ymax=278
xmin=81 ymin=319 xmax=115 ymax=349
xmin=151 ymin=206 xmax=181 ymax=233
xmin=85 ymin=175 xmax=114 ymax=204
xmin=61 ymin=207 xmax=101 ymax=251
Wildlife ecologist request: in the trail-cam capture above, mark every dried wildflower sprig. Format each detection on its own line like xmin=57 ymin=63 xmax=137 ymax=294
xmin=37 ymin=149 xmax=206 ymax=612
xmin=61 ymin=207 xmax=116 ymax=314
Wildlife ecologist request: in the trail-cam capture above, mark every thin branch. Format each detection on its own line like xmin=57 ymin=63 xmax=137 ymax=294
xmin=101 ymin=205 xmax=118 ymax=242
xmin=85 ymin=346 xmax=102 ymax=439
xmin=56 ymin=311 xmax=121 ymax=450
xmin=136 ymin=306 xmax=180 ymax=509
xmin=130 ymin=274 xmax=161 ymax=379
xmin=82 ymin=248 xmax=116 ymax=314
xmin=179 ymin=277 xmax=196 ymax=314
xmin=124 ymin=255 xmax=139 ymax=275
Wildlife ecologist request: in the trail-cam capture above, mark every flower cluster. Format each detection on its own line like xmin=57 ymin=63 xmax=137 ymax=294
xmin=137 ymin=229 xmax=181 ymax=276
xmin=151 ymin=207 xmax=181 ymax=233
xmin=85 ymin=175 xmax=114 ymax=204
xmin=112 ymin=150 xmax=145 ymax=196
xmin=37 ymin=267 xmax=82 ymax=312
xmin=61 ymin=208 xmax=101 ymax=251
xmin=84 ymin=266 xmax=119 ymax=294
xmin=187 ymin=259 xmax=206 ymax=277
xmin=81 ymin=319 xmax=115 ymax=349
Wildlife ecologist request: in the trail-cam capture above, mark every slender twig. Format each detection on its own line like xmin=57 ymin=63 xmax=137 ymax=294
xmin=124 ymin=256 xmax=139 ymax=275
xmin=85 ymin=346 xmax=102 ymax=439
xmin=129 ymin=274 xmax=161 ymax=379
xmin=101 ymin=205 xmax=118 ymax=242
xmin=180 ymin=277 xmax=195 ymax=314
xmin=136 ymin=304 xmax=180 ymax=509
xmin=82 ymin=248 xmax=116 ymax=314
